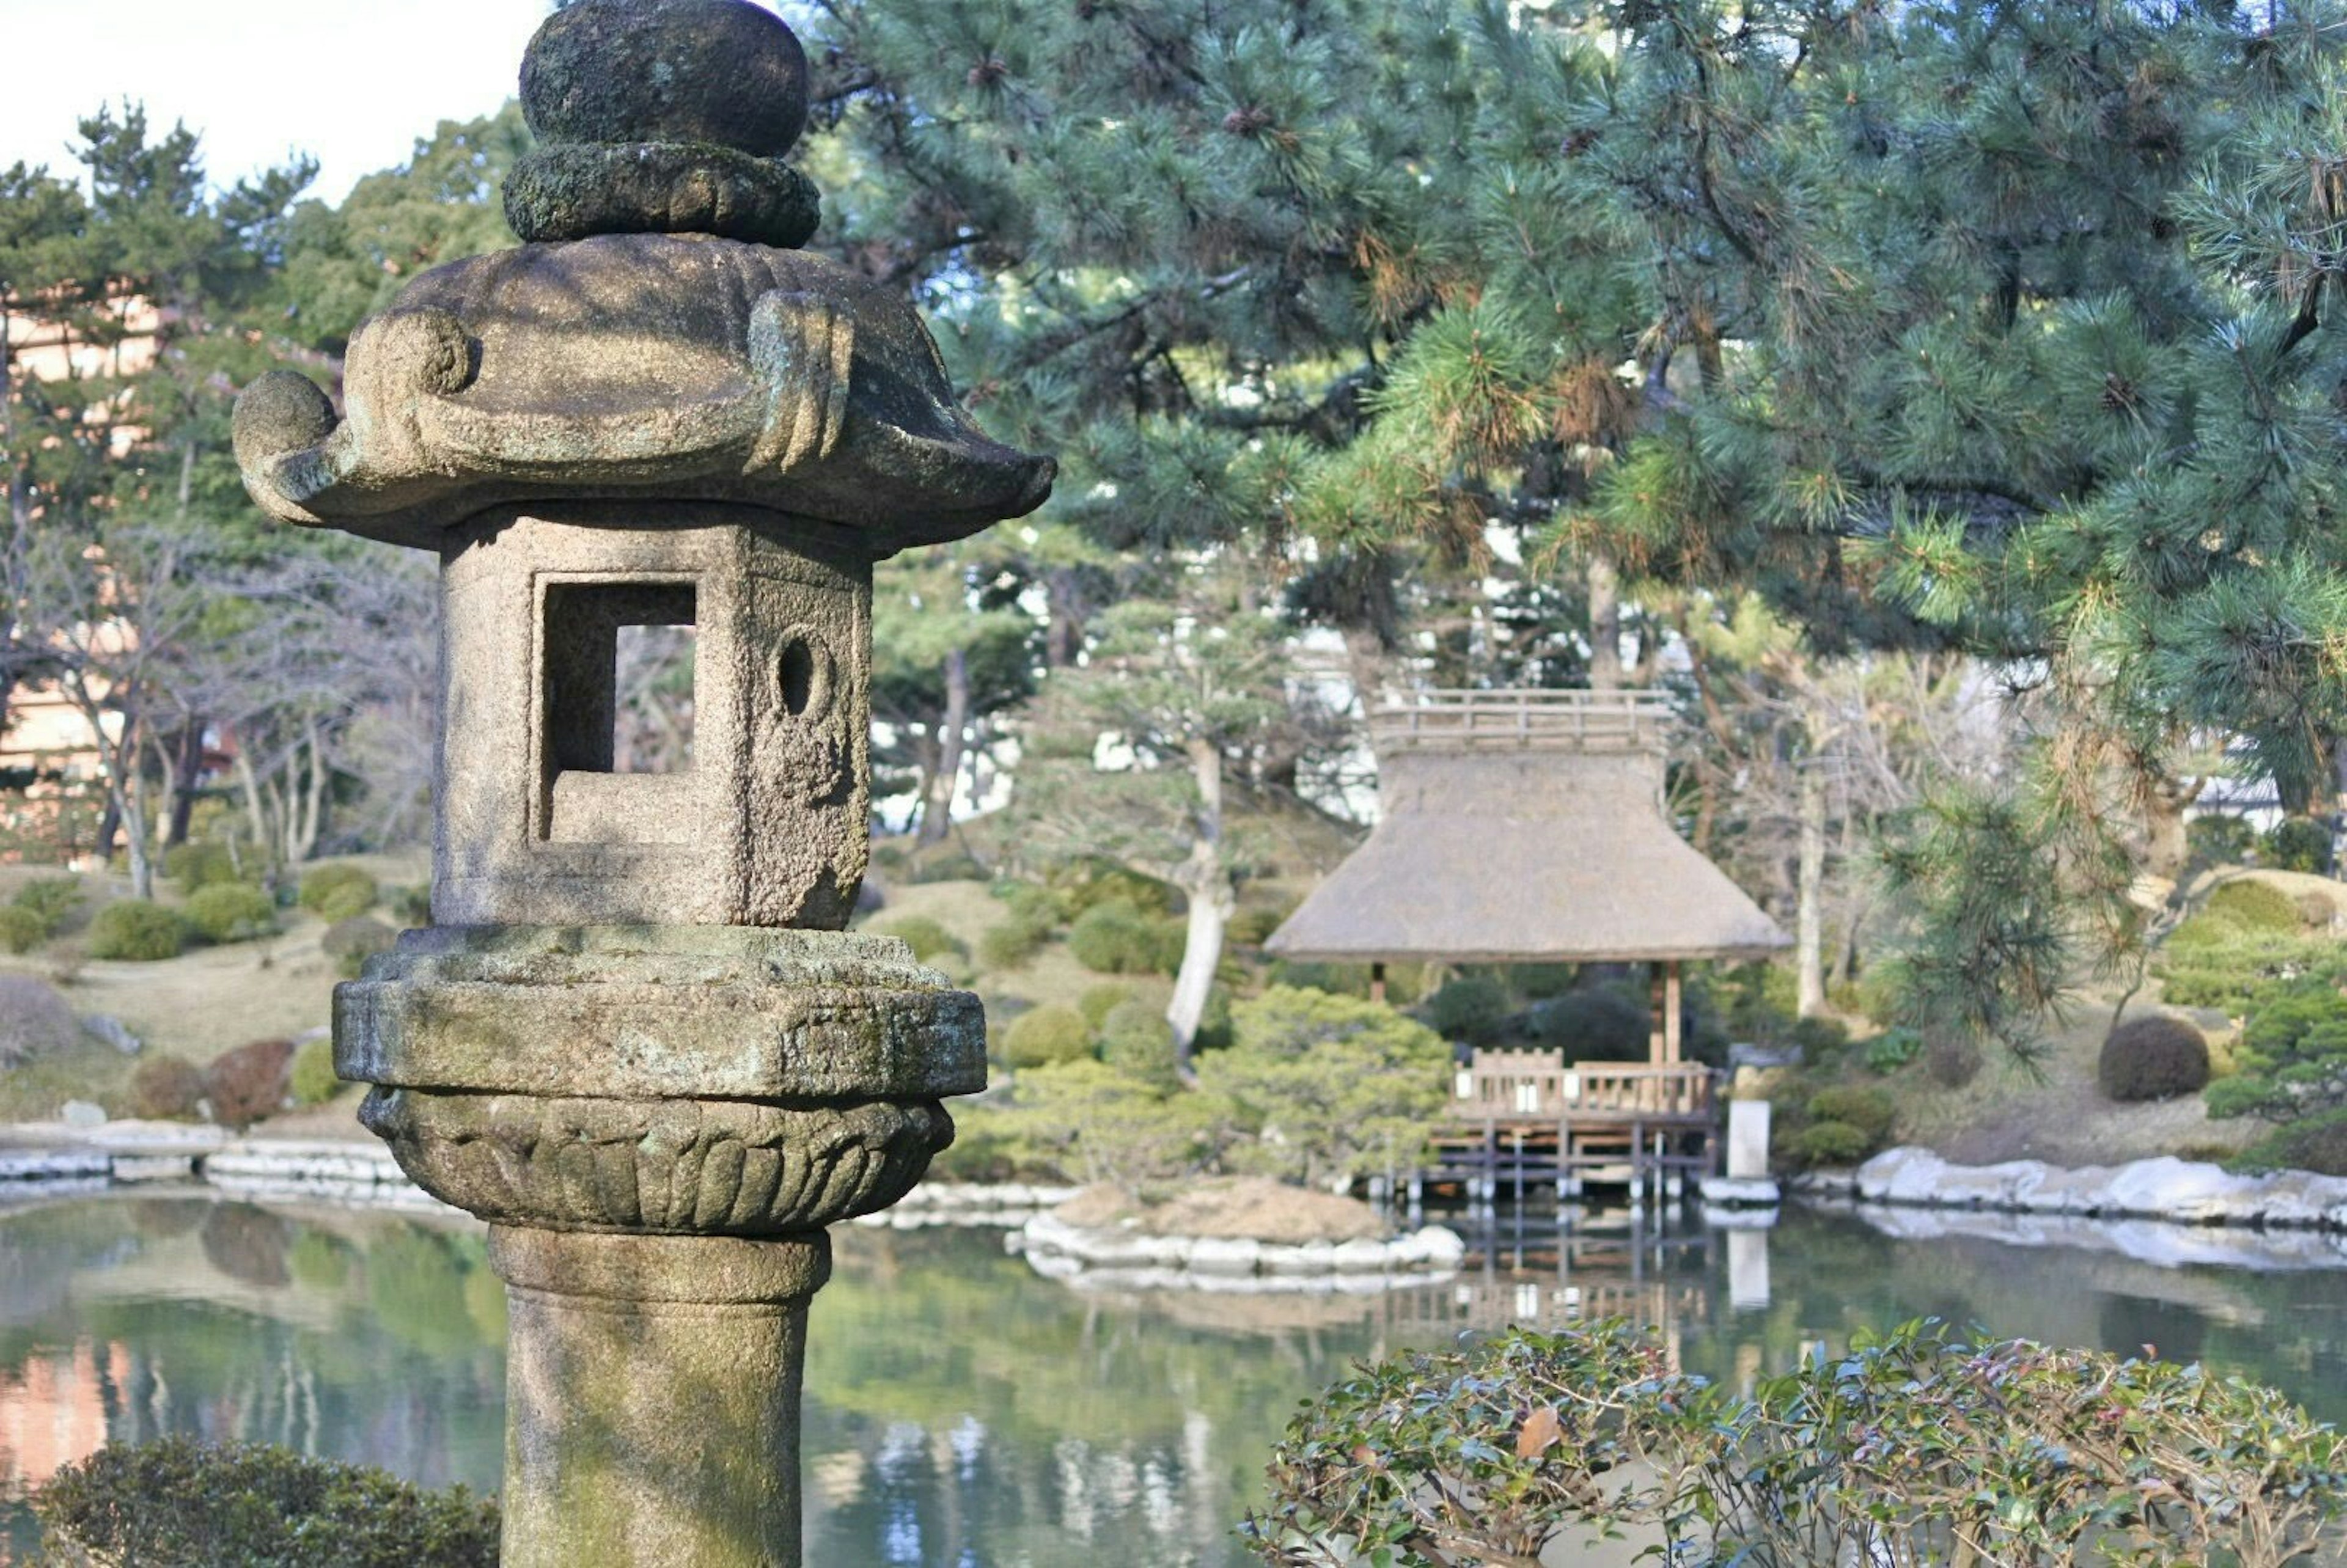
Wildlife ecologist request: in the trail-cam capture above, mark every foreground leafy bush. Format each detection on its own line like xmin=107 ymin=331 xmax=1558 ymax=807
xmin=0 ymin=977 xmax=79 ymax=1066
xmin=2099 ymin=1014 xmax=2211 ymax=1102
xmin=297 ymin=863 xmax=378 ymax=922
xmin=204 ymin=1039 xmax=296 ymax=1131
xmin=32 ymin=1436 xmax=498 ymax=1567
xmin=127 ymin=1056 xmax=207 ymax=1121
xmin=183 ymin=883 xmax=279 ymax=944
xmin=87 ymin=899 xmax=186 ymax=961
xmin=1003 ymin=1003 xmax=1093 ymax=1069
xmin=1247 ymin=1319 xmax=2347 ymax=1568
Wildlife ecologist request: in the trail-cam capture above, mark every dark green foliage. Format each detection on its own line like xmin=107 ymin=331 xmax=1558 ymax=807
xmin=1527 ymin=985 xmax=1651 ymax=1062
xmin=1067 ymin=899 xmax=1183 ymax=976
xmin=86 ymin=900 xmax=185 ymax=962
xmin=1788 ymin=1121 xmax=1877 ymax=1170
xmin=183 ymin=884 xmax=277 ymax=945
xmin=31 ymin=1437 xmax=498 ymax=1567
xmin=1049 ymin=859 xmax=1181 ymax=920
xmin=1863 ymin=1028 xmax=1923 ymax=1074
xmin=322 ymin=916 xmax=397 ymax=980
xmin=127 ymin=1057 xmax=206 ymax=1122
xmin=2206 ymin=1074 xmax=2279 ymax=1121
xmin=873 ymin=915 xmax=964 ymax=964
xmin=203 ymin=1040 xmax=295 ymax=1132
xmin=2206 ymin=879 xmax=2304 ymax=936
xmin=288 ymin=1040 xmax=342 ymax=1108
xmin=1003 ymin=1005 xmax=1094 ymax=1070
xmin=1422 ymin=977 xmax=1511 ymax=1046
xmin=1225 ymin=905 xmax=1289 ymax=948
xmin=1923 ymin=1030 xmax=1985 ymax=1090
xmin=2231 ymin=1108 xmax=2347 ymax=1178
xmin=2188 ymin=815 xmax=2258 ymax=870
xmin=1248 ymin=1320 xmax=2347 ymax=1566
xmin=0 ymin=906 xmax=43 ymax=954
xmin=1097 ymin=1000 xmax=1178 ymax=1084
xmin=2099 ymin=1016 xmax=2213 ymax=1104
xmin=2265 ymin=819 xmax=2334 ymax=876
xmin=298 ymin=865 xmax=378 ymax=923
xmin=1805 ymin=1086 xmax=1897 ymax=1148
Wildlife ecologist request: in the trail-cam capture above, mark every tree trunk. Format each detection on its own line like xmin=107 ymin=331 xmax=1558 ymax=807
xmin=1046 ymin=569 xmax=1085 ymax=669
xmin=2142 ymin=779 xmax=2200 ymax=885
xmin=169 ymin=724 xmax=204 ymax=846
xmin=149 ymin=731 xmax=179 ymax=855
xmin=233 ymin=744 xmax=275 ymax=883
xmin=1796 ymin=759 xmax=1828 ymax=1018
xmin=917 ymin=648 xmax=971 ymax=845
xmin=1166 ymin=739 xmax=1233 ymax=1070
xmin=1587 ymin=552 xmax=1623 ymax=691
xmin=290 ymin=721 xmax=329 ymax=863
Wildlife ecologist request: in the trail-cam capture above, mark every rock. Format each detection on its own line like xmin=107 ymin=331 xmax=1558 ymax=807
xmin=1411 ymin=1226 xmax=1467 ymax=1266
xmin=520 ymin=0 xmax=811 ymax=157
xmin=59 ymin=1101 xmax=107 ymax=1129
xmin=1329 ymin=1237 xmax=1391 ymax=1273
xmin=1700 ymin=1176 xmax=1781 ymax=1208
xmin=1184 ymin=1237 xmax=1262 ymax=1277
xmin=1854 ymin=1147 xmax=1948 ymax=1204
xmin=81 ymin=1015 xmax=141 ymax=1055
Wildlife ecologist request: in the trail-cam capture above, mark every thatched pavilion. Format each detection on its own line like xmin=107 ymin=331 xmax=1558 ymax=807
xmin=1268 ymin=689 xmax=1788 ymax=1192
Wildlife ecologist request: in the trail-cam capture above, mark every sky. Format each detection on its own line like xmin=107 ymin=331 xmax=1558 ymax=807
xmin=0 ymin=0 xmax=559 ymax=205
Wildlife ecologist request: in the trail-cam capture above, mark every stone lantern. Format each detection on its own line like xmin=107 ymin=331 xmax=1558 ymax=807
xmin=232 ymin=3 xmax=1052 ymax=1563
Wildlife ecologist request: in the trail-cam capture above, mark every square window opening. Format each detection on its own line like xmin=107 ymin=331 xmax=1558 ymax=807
xmin=543 ymin=582 xmax=699 ymax=784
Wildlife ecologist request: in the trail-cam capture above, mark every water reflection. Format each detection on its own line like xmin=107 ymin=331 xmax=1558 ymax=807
xmin=2 ymin=1191 xmax=2347 ymax=1565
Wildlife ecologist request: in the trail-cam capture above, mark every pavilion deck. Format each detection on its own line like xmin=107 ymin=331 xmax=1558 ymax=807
xmin=1412 ymin=1051 xmax=1721 ymax=1211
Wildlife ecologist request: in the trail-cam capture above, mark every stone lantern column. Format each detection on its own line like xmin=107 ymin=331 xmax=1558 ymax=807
xmin=232 ymin=4 xmax=1053 ymax=1563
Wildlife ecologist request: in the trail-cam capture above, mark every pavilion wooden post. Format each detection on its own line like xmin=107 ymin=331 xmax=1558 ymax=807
xmin=1370 ymin=961 xmax=1388 ymax=1005
xmin=1648 ymin=962 xmax=1667 ymax=1065
xmin=1664 ymin=961 xmax=1683 ymax=1065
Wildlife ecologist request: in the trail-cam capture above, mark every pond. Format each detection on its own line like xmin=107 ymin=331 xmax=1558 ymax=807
xmin=4 ymin=1192 xmax=2347 ymax=1566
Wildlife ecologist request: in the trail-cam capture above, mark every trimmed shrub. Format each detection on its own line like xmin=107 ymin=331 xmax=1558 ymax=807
xmin=87 ymin=899 xmax=186 ymax=962
xmin=0 ymin=905 xmax=45 ymax=954
xmin=2206 ymin=879 xmax=2302 ymax=935
xmin=11 ymin=876 xmax=83 ymax=932
xmin=289 ymin=1039 xmax=343 ymax=1107
xmin=977 ymin=917 xmax=1048 ymax=970
xmin=1862 ymin=1027 xmax=1923 ymax=1073
xmin=2301 ymin=890 xmax=2340 ymax=928
xmin=183 ymin=884 xmax=278 ymax=945
xmin=1098 ymin=999 xmax=1178 ymax=1082
xmin=1924 ymin=1030 xmax=1982 ymax=1088
xmin=1201 ymin=987 xmax=1450 ymax=1187
xmin=1423 ymin=976 xmax=1511 ymax=1044
xmin=0 ymin=977 xmax=79 ymax=1066
xmin=204 ymin=1039 xmax=296 ymax=1132
xmin=128 ymin=1056 xmax=207 ymax=1122
xmin=1805 ymin=1085 xmax=1897 ymax=1147
xmin=32 ymin=1436 xmax=498 ymax=1568
xmin=1068 ymin=899 xmax=1181 ymax=976
xmin=1789 ymin=1120 xmax=1875 ymax=1168
xmin=1788 ymin=1014 xmax=1851 ymax=1056
xmin=873 ymin=915 xmax=964 ymax=964
xmin=165 ymin=840 xmax=244 ymax=897
xmin=2099 ymin=1014 xmax=2212 ymax=1103
xmin=1003 ymin=1004 xmax=1094 ymax=1069
xmin=323 ymin=915 xmax=398 ymax=979
xmin=1051 ymin=857 xmax=1180 ymax=917
xmin=2187 ymin=813 xmax=2258 ymax=868
xmin=1079 ymin=983 xmax=1137 ymax=1031
xmin=2265 ymin=816 xmax=2332 ymax=874
xmin=298 ymin=863 xmax=378 ymax=921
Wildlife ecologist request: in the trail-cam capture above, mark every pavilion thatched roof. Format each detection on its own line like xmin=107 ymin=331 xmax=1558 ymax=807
xmin=1267 ymin=691 xmax=1789 ymax=966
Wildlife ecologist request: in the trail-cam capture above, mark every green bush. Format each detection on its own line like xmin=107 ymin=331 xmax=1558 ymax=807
xmin=1098 ymin=999 xmax=1178 ymax=1082
xmin=128 ymin=1056 xmax=207 ymax=1122
xmin=2098 ymin=1014 xmax=2211 ymax=1102
xmin=1788 ymin=1014 xmax=1851 ymax=1056
xmin=0 ymin=905 xmax=45 ymax=954
xmin=1423 ymin=976 xmax=1511 ymax=1044
xmin=2206 ymin=1074 xmax=2279 ymax=1120
xmin=1050 ymin=857 xmax=1180 ymax=917
xmin=1003 ymin=1003 xmax=1095 ymax=1069
xmin=1199 ymin=987 xmax=1449 ymax=1187
xmin=2265 ymin=816 xmax=2333 ymax=874
xmin=873 ymin=914 xmax=964 ymax=964
xmin=1226 ymin=904 xmax=1289 ymax=948
xmin=183 ymin=883 xmax=278 ymax=945
xmin=2206 ymin=878 xmax=2304 ymax=934
xmin=289 ymin=1039 xmax=343 ymax=1107
xmin=1079 ymin=983 xmax=1137 ymax=1031
xmin=32 ymin=1436 xmax=498 ymax=1568
xmin=323 ymin=915 xmax=399 ymax=979
xmin=1805 ymin=1084 xmax=1897 ymax=1146
xmin=977 ymin=917 xmax=1048 ymax=970
xmin=87 ymin=900 xmax=186 ymax=962
xmin=1249 ymin=1319 xmax=2347 ymax=1568
xmin=165 ymin=841 xmax=245 ymax=897
xmin=2187 ymin=813 xmax=2258 ymax=868
xmin=1527 ymin=984 xmax=1650 ymax=1061
xmin=297 ymin=863 xmax=378 ymax=921
xmin=2166 ymin=909 xmax=2244 ymax=950
xmin=1788 ymin=1119 xmax=1876 ymax=1167
xmin=1862 ymin=1026 xmax=1923 ymax=1073
xmin=2231 ymin=1107 xmax=2347 ymax=1177
xmin=1067 ymin=899 xmax=1182 ymax=976
xmin=1012 ymin=1058 xmax=1220 ymax=1190
xmin=11 ymin=876 xmax=83 ymax=932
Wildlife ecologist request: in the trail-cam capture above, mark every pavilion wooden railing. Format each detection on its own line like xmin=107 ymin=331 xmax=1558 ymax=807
xmin=1371 ymin=688 xmax=1675 ymax=754
xmin=1453 ymin=1050 xmax=1716 ymax=1120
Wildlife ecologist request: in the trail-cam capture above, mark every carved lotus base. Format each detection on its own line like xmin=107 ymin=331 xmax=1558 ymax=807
xmin=362 ymin=1087 xmax=951 ymax=1235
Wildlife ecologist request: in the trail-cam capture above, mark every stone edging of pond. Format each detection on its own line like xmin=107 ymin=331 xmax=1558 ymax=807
xmin=1015 ymin=1211 xmax=1467 ymax=1292
xmin=0 ymin=1123 xmax=453 ymax=1214
xmin=1798 ymin=1145 xmax=2347 ymax=1230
